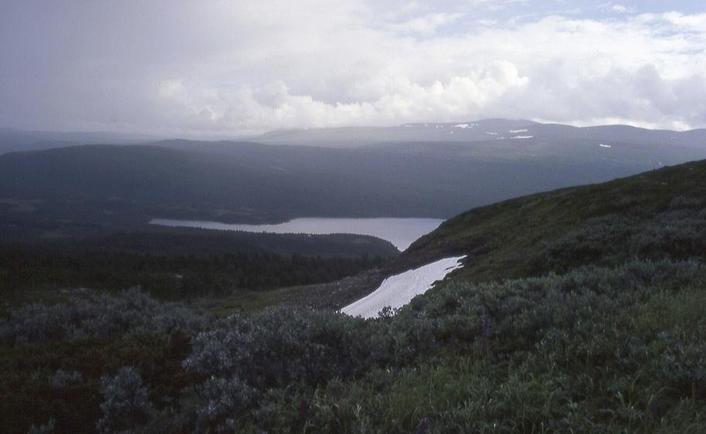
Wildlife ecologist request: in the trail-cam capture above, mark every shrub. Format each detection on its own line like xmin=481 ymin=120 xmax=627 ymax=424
xmin=49 ymin=369 xmax=83 ymax=390
xmin=96 ymin=367 xmax=154 ymax=434
xmin=193 ymin=377 xmax=254 ymax=433
xmin=3 ymin=259 xmax=705 ymax=433
xmin=0 ymin=288 xmax=206 ymax=346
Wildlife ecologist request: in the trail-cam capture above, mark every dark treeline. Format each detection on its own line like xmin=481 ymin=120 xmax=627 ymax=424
xmin=0 ymin=246 xmax=388 ymax=300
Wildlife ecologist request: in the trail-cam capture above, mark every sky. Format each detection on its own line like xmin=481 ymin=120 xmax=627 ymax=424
xmin=1 ymin=0 xmax=706 ymax=136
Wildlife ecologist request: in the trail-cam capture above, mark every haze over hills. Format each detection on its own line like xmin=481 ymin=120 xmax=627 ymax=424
xmin=4 ymin=118 xmax=706 ymax=154
xmin=0 ymin=128 xmax=160 ymax=155
xmin=254 ymin=118 xmax=706 ymax=148
xmin=2 ymin=119 xmax=706 ymax=242
xmin=255 ymin=119 xmax=537 ymax=146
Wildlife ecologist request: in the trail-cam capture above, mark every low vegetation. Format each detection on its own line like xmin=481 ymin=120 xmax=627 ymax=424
xmin=2 ymin=260 xmax=704 ymax=433
xmin=0 ymin=246 xmax=388 ymax=304
xmin=408 ymin=159 xmax=706 ymax=281
xmin=0 ymin=229 xmax=395 ymax=305
xmin=2 ymin=160 xmax=706 ymax=432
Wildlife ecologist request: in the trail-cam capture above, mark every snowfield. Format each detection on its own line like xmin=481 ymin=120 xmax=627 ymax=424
xmin=341 ymin=256 xmax=467 ymax=319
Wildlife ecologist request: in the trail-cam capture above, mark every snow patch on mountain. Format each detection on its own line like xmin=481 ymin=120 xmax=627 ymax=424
xmin=341 ymin=256 xmax=466 ymax=319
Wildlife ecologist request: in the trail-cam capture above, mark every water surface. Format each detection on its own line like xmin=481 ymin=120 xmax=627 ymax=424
xmin=150 ymin=217 xmax=443 ymax=251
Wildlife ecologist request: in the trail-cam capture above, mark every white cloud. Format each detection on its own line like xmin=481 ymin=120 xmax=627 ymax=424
xmin=2 ymin=1 xmax=706 ymax=135
xmin=600 ymin=3 xmax=633 ymax=14
xmin=386 ymin=13 xmax=463 ymax=35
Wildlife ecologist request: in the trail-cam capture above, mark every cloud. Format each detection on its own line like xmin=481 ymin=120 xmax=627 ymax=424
xmin=386 ymin=13 xmax=463 ymax=36
xmin=1 ymin=1 xmax=706 ymax=135
xmin=600 ymin=3 xmax=632 ymax=14
xmin=158 ymin=61 xmax=529 ymax=132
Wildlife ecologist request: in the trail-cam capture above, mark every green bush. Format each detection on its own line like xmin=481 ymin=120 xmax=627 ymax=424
xmin=1 ymin=260 xmax=705 ymax=433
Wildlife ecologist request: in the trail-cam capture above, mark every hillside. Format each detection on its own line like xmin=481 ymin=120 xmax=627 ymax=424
xmin=404 ymin=158 xmax=706 ymax=282
xmin=3 ymin=125 xmax=706 ymax=242
xmin=2 ymin=160 xmax=705 ymax=433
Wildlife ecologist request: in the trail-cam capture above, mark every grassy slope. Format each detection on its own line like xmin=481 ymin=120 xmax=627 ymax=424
xmin=279 ymin=160 xmax=706 ymax=432
xmin=405 ymin=159 xmax=706 ymax=282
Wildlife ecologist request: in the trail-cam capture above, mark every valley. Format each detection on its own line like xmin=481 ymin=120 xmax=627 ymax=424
xmin=2 ymin=122 xmax=706 ymax=433
xmin=3 ymin=158 xmax=705 ymax=432
xmin=5 ymin=2 xmax=706 ymax=431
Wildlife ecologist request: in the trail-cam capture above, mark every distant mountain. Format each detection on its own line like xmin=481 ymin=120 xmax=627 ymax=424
xmin=255 ymin=118 xmax=706 ymax=148
xmin=2 ymin=119 xmax=706 ymax=242
xmin=0 ymin=143 xmax=650 ymax=240
xmin=256 ymin=119 xmax=539 ymax=147
xmin=0 ymin=128 xmax=158 ymax=155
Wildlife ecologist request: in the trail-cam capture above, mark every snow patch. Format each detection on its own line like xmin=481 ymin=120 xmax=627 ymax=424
xmin=453 ymin=123 xmax=475 ymax=129
xmin=599 ymin=143 xmax=612 ymax=148
xmin=510 ymin=135 xmax=534 ymax=139
xmin=485 ymin=131 xmax=498 ymax=136
xmin=509 ymin=129 xmax=529 ymax=133
xmin=341 ymin=256 xmax=466 ymax=319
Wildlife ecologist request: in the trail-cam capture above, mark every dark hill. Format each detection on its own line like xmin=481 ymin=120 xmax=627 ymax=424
xmin=0 ymin=141 xmax=654 ymax=240
xmin=4 ymin=127 xmax=706 ymax=242
xmin=404 ymin=159 xmax=706 ymax=281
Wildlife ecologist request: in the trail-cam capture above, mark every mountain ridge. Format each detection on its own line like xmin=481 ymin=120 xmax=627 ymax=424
xmin=398 ymin=158 xmax=706 ymax=283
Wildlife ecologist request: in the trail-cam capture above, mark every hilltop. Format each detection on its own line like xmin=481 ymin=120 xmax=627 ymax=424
xmin=404 ymin=158 xmax=706 ymax=282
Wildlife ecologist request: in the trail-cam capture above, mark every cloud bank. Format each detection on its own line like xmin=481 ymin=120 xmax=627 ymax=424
xmin=1 ymin=0 xmax=706 ymax=135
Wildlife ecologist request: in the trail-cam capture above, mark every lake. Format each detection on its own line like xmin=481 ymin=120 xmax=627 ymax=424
xmin=150 ymin=217 xmax=444 ymax=251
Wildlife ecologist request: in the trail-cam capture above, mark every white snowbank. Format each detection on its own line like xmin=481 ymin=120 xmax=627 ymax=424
xmin=599 ymin=143 xmax=612 ymax=148
xmin=453 ymin=123 xmax=474 ymax=129
xmin=510 ymin=135 xmax=534 ymax=139
xmin=509 ymin=129 xmax=529 ymax=133
xmin=341 ymin=256 xmax=466 ymax=319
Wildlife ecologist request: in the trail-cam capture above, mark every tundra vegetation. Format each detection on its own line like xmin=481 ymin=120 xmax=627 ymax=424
xmin=2 ymin=160 xmax=706 ymax=433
